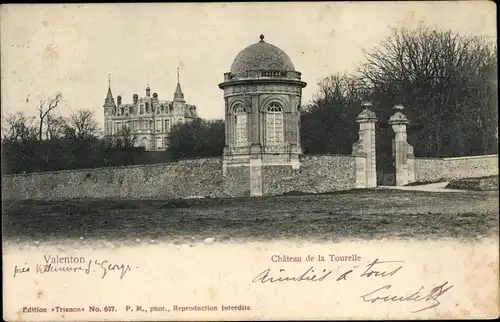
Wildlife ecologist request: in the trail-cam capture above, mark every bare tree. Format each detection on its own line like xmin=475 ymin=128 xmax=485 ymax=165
xmin=358 ymin=26 xmax=497 ymax=156
xmin=37 ymin=93 xmax=62 ymax=140
xmin=65 ymin=109 xmax=100 ymax=140
xmin=45 ymin=114 xmax=67 ymax=140
xmin=300 ymin=73 xmax=369 ymax=154
xmin=312 ymin=73 xmax=370 ymax=109
xmin=3 ymin=112 xmax=38 ymax=142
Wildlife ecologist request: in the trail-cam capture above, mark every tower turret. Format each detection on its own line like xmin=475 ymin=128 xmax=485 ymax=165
xmin=103 ymin=74 xmax=116 ymax=113
xmin=103 ymin=73 xmax=116 ymax=137
xmin=173 ymin=67 xmax=185 ymax=102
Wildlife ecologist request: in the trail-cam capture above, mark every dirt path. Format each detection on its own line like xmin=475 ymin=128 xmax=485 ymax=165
xmin=379 ymin=182 xmax=466 ymax=192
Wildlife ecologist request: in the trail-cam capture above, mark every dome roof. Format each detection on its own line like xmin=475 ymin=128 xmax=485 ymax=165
xmin=230 ymin=35 xmax=295 ymax=75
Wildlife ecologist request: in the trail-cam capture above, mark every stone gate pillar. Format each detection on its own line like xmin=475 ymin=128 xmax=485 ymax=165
xmin=352 ymin=103 xmax=377 ymax=188
xmin=389 ymin=105 xmax=415 ymax=186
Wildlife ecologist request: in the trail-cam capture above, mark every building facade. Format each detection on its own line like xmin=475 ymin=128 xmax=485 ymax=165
xmin=219 ymin=34 xmax=307 ymax=171
xmin=103 ymin=74 xmax=199 ymax=151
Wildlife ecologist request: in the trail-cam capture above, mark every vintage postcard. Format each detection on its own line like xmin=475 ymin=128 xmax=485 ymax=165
xmin=1 ymin=2 xmax=498 ymax=321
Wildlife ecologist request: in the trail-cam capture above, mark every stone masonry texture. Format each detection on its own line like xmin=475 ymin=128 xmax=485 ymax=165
xmin=3 ymin=155 xmax=355 ymax=201
xmin=262 ymin=155 xmax=356 ymax=195
xmin=3 ymin=154 xmax=496 ymax=201
xmin=2 ymin=159 xmax=224 ymax=201
xmin=414 ymin=155 xmax=498 ymax=182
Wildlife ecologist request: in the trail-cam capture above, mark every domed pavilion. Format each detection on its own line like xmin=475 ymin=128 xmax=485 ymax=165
xmin=219 ymin=34 xmax=307 ymax=175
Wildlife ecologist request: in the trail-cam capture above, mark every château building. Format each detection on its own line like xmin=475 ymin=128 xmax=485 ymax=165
xmin=219 ymin=34 xmax=307 ymax=172
xmin=103 ymin=71 xmax=199 ymax=151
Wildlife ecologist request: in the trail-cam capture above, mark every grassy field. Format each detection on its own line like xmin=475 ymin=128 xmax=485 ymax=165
xmin=2 ymin=189 xmax=498 ymax=244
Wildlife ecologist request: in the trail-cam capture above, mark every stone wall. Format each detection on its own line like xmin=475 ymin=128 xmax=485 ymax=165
xmin=262 ymin=155 xmax=356 ymax=195
xmin=223 ymin=166 xmax=250 ymax=197
xmin=2 ymin=158 xmax=225 ymax=201
xmin=2 ymin=155 xmax=358 ymax=201
xmin=3 ymin=154 xmax=496 ymax=200
xmin=414 ymin=154 xmax=498 ymax=182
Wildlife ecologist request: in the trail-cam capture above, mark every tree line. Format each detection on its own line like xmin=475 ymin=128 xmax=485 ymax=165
xmin=1 ymin=95 xmax=168 ymax=174
xmin=2 ymin=25 xmax=497 ymax=173
xmin=302 ymin=27 xmax=497 ymax=157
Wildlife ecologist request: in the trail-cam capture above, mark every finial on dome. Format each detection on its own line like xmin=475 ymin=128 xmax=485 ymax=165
xmin=259 ymin=34 xmax=265 ymax=42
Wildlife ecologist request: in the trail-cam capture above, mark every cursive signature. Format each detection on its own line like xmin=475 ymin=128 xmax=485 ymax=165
xmin=32 ymin=259 xmax=132 ymax=279
xmin=252 ymin=266 xmax=332 ymax=283
xmin=93 ymin=259 xmax=132 ymax=279
xmin=360 ymin=281 xmax=454 ymax=313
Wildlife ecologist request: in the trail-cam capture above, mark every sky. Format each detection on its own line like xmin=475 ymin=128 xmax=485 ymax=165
xmin=1 ymin=2 xmax=496 ymax=128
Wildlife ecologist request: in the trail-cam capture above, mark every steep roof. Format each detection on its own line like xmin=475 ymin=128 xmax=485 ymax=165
xmin=103 ymin=86 xmax=116 ymax=107
xmin=174 ymin=82 xmax=184 ymax=100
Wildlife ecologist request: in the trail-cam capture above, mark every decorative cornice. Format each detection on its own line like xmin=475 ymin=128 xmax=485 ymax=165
xmin=219 ymin=77 xmax=306 ymax=89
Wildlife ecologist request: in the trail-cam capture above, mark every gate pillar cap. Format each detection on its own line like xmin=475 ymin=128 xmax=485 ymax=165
xmin=389 ymin=111 xmax=409 ymax=125
xmin=356 ymin=107 xmax=377 ymax=123
xmin=389 ymin=104 xmax=409 ymax=125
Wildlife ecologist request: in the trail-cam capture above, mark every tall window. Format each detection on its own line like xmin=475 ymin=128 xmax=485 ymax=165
xmin=156 ymin=136 xmax=162 ymax=149
xmin=266 ymin=102 xmax=284 ymax=146
xmin=165 ymin=119 xmax=171 ymax=132
xmin=233 ymin=104 xmax=247 ymax=147
xmin=156 ymin=119 xmax=162 ymax=132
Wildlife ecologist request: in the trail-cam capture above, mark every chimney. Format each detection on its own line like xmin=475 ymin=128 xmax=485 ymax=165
xmin=133 ymin=94 xmax=138 ymax=105
xmin=153 ymin=93 xmax=158 ymax=100
xmin=146 ymin=85 xmax=151 ymax=97
xmin=117 ymin=95 xmax=122 ymax=106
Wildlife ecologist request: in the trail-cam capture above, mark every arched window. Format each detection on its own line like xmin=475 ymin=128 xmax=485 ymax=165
xmin=266 ymin=102 xmax=284 ymax=145
xmin=233 ymin=104 xmax=247 ymax=147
